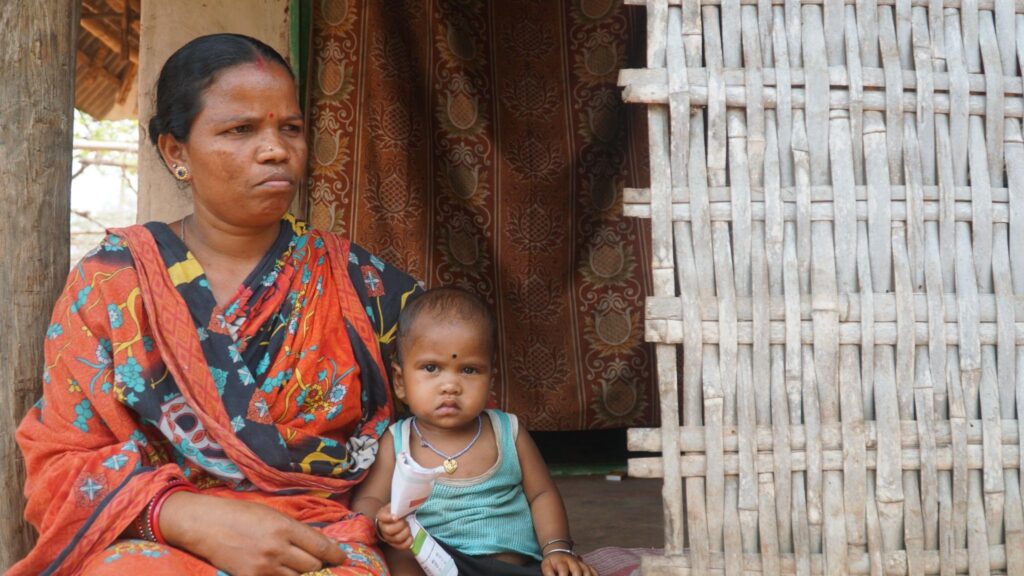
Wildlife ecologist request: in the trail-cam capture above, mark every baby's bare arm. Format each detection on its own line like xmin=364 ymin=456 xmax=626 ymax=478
xmin=351 ymin=430 xmax=396 ymax=519
xmin=517 ymin=424 xmax=598 ymax=575
xmin=517 ymin=425 xmax=571 ymax=547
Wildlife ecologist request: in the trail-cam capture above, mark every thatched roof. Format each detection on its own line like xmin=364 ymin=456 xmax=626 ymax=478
xmin=76 ymin=0 xmax=140 ymax=120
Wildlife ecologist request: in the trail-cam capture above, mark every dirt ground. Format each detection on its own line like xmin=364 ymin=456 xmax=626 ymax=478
xmin=554 ymin=475 xmax=663 ymax=553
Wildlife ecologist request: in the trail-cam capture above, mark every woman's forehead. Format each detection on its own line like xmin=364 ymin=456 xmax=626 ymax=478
xmin=198 ymin=63 xmax=298 ymax=111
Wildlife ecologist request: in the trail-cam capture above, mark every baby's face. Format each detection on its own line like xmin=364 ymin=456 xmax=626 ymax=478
xmin=394 ymin=316 xmax=492 ymax=432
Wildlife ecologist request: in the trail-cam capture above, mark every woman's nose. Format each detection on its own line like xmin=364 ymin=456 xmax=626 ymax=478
xmin=256 ymin=134 xmax=288 ymax=162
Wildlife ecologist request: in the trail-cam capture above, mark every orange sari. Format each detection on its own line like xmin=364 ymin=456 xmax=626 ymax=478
xmin=11 ymin=218 xmax=420 ymax=575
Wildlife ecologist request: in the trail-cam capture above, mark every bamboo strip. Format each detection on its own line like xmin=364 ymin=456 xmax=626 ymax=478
xmin=637 ymin=543 xmax=1014 ymax=575
xmin=807 ymin=12 xmax=847 ymax=568
xmin=710 ymin=221 xmax=736 ymax=570
xmin=683 ymin=44 xmax=715 ymax=564
xmin=645 ymin=292 xmax=1024 ymax=323
xmin=914 ymin=348 xmax=941 ymax=551
xmin=622 ymin=197 xmax=1021 ymax=222
xmin=642 ymin=318 xmax=1024 ymax=345
xmin=626 ymin=0 xmax=1024 ymax=9
xmin=734 ymin=11 xmax=764 ymax=566
xmin=621 ymin=82 xmax=1024 ymax=117
xmin=619 ymin=65 xmax=1024 ymax=96
xmin=626 ymin=419 xmax=1024 ymax=452
xmin=766 ymin=112 xmax=796 ymax=562
xmin=802 ymin=347 xmax=824 ymax=554
xmin=627 ymin=444 xmax=1024 ymax=476
xmin=845 ymin=7 xmax=867 ymax=186
xmin=644 ymin=1 xmax=685 ymax=566
xmin=980 ymin=12 xmax=1005 ymax=189
xmin=623 ymin=184 xmax=1015 ymax=209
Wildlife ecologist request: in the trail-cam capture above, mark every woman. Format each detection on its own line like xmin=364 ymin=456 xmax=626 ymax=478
xmin=10 ymin=34 xmax=420 ymax=576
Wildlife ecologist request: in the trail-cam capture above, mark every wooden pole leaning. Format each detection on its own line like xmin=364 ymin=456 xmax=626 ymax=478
xmin=0 ymin=0 xmax=77 ymax=570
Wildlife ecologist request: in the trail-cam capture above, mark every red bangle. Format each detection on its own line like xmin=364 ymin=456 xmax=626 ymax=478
xmin=147 ymin=480 xmax=198 ymax=545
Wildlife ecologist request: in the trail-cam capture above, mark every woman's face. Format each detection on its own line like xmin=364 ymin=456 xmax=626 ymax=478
xmin=162 ymin=61 xmax=306 ymax=230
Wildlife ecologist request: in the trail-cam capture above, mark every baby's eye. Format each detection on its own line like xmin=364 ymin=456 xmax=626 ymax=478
xmin=423 ymin=364 xmax=438 ymax=373
xmin=462 ymin=366 xmax=479 ymax=375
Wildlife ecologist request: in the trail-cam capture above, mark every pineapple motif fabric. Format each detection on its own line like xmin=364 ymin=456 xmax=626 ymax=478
xmin=307 ymin=0 xmax=656 ymax=430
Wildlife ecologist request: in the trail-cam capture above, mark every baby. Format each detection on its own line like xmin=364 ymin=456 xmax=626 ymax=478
xmin=352 ymin=287 xmax=596 ymax=576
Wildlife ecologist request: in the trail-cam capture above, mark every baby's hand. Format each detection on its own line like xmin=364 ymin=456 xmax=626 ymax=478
xmin=374 ymin=506 xmax=413 ymax=550
xmin=541 ymin=551 xmax=598 ymax=576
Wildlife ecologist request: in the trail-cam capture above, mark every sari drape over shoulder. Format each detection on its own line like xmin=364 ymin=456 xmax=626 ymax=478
xmin=11 ymin=217 xmax=420 ymax=576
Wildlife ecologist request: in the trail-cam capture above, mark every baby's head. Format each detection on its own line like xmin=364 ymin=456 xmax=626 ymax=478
xmin=392 ymin=288 xmax=495 ymax=424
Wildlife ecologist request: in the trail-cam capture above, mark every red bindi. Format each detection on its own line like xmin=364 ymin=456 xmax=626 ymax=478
xmin=268 ymin=113 xmax=275 ymax=119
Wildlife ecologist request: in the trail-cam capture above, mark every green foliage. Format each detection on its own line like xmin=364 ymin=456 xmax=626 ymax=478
xmin=74 ymin=109 xmax=138 ymax=143
xmin=73 ymin=109 xmax=139 ymax=178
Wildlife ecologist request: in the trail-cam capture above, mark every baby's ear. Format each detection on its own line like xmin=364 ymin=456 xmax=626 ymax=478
xmin=391 ymin=363 xmax=407 ymax=401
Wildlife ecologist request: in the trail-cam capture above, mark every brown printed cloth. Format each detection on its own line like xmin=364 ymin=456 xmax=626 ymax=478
xmin=307 ymin=0 xmax=654 ymax=430
xmin=307 ymin=0 xmax=651 ymax=428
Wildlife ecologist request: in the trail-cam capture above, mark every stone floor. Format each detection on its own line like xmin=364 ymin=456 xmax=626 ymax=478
xmin=554 ymin=475 xmax=664 ymax=553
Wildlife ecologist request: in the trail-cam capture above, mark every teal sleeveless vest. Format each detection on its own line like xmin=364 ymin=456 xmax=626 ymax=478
xmin=391 ymin=409 xmax=543 ymax=560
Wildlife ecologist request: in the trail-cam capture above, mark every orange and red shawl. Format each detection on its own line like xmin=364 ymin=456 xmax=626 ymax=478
xmin=11 ymin=217 xmax=421 ymax=575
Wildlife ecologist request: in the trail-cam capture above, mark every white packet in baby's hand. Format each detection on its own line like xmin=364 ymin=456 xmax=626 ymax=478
xmin=390 ymin=451 xmax=444 ymax=518
xmin=388 ymin=452 xmax=456 ymax=575
xmin=408 ymin=514 xmax=458 ymax=576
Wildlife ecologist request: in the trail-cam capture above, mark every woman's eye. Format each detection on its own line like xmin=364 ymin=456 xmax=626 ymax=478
xmin=283 ymin=123 xmax=304 ymax=134
xmin=228 ymin=125 xmax=252 ymax=134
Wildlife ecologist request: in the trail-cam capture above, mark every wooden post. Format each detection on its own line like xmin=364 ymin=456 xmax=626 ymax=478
xmin=0 ymin=0 xmax=77 ymax=569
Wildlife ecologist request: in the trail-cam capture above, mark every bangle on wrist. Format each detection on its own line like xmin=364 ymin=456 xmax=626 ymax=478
xmin=543 ymin=547 xmax=577 ymax=558
xmin=131 ymin=510 xmax=153 ymax=541
xmin=541 ymin=537 xmax=574 ymax=551
xmin=374 ymin=517 xmax=386 ymax=542
xmin=145 ymin=479 xmax=199 ymax=545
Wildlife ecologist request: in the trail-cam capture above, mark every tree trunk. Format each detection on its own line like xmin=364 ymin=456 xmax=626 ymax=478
xmin=0 ymin=0 xmax=77 ymax=569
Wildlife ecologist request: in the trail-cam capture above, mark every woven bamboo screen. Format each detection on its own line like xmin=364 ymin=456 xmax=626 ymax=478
xmin=621 ymin=0 xmax=1024 ymax=573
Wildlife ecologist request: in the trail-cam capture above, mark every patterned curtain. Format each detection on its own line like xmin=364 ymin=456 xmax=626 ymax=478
xmin=306 ymin=0 xmax=654 ymax=431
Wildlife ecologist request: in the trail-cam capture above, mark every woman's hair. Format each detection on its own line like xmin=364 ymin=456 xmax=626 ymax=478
xmin=395 ymin=287 xmax=496 ymax=362
xmin=148 ymin=33 xmax=293 ymax=146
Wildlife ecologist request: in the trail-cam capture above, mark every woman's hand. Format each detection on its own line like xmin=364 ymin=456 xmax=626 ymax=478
xmin=374 ymin=506 xmax=413 ymax=550
xmin=541 ymin=551 xmax=598 ymax=576
xmin=160 ymin=491 xmax=347 ymax=576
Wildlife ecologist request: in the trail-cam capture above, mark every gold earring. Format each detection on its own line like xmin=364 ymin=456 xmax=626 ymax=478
xmin=172 ymin=164 xmax=190 ymax=181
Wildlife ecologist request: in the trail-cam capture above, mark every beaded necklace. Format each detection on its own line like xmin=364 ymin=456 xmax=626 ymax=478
xmin=411 ymin=415 xmax=483 ymax=474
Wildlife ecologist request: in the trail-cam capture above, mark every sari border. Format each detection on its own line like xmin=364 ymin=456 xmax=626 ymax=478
xmin=40 ymin=466 xmax=151 ymax=576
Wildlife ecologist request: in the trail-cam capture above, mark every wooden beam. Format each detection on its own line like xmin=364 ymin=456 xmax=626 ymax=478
xmin=76 ymin=50 xmax=121 ymax=88
xmin=80 ymin=11 xmax=120 ymax=19
xmin=120 ymin=3 xmax=129 ymax=60
xmin=0 ymin=0 xmax=77 ymax=570
xmin=116 ymin=62 xmax=137 ymax=105
xmin=95 ymin=0 xmax=139 ymax=31
xmin=79 ymin=4 xmax=137 ymax=63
